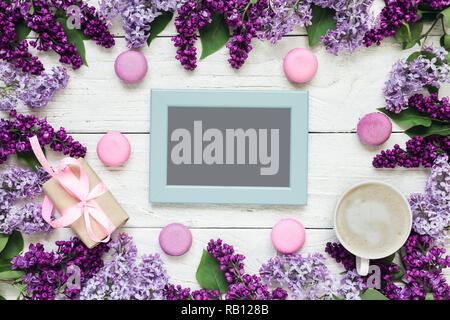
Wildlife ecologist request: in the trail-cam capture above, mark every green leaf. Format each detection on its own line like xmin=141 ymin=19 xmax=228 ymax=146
xmin=394 ymin=20 xmax=423 ymax=49
xmin=0 ymin=231 xmax=23 ymax=261
xmin=0 ymin=259 xmax=12 ymax=272
xmin=440 ymin=34 xmax=450 ymax=51
xmin=14 ymin=19 xmax=31 ymax=42
xmin=199 ymin=13 xmax=230 ymax=60
xmin=0 ymin=295 xmax=5 ymax=300
xmin=305 ymin=4 xmax=337 ymax=46
xmin=16 ymin=151 xmax=42 ymax=172
xmin=332 ymin=294 xmax=345 ymax=300
xmin=405 ymin=122 xmax=450 ymax=138
xmin=195 ymin=250 xmax=229 ymax=295
xmin=439 ymin=7 xmax=450 ymax=28
xmin=0 ymin=234 xmax=8 ymax=254
xmin=360 ymin=289 xmax=389 ymax=300
xmin=147 ymin=11 xmax=174 ymax=46
xmin=56 ymin=18 xmax=88 ymax=66
xmin=377 ymin=108 xmax=433 ymax=128
xmin=0 ymin=270 xmax=25 ymax=281
xmin=406 ymin=50 xmax=436 ymax=63
xmin=391 ymin=265 xmax=405 ymax=281
xmin=425 ymin=293 xmax=435 ymax=300
xmin=380 ymin=252 xmax=396 ymax=265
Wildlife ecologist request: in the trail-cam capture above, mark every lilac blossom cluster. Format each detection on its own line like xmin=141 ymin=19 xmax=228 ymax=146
xmin=0 ymin=110 xmax=87 ymax=164
xmin=0 ymin=166 xmax=51 ymax=234
xmin=372 ymin=135 xmax=449 ymax=168
xmin=11 ymin=238 xmax=109 ymax=300
xmin=326 ymin=242 xmax=401 ymax=285
xmin=0 ymin=61 xmax=69 ymax=111
xmin=206 ymin=238 xmax=287 ymax=300
xmin=409 ymin=153 xmax=449 ymax=245
xmin=0 ymin=1 xmax=44 ymax=75
xmin=316 ymin=0 xmax=374 ymax=55
xmin=384 ymin=233 xmax=450 ymax=300
xmin=408 ymin=93 xmax=450 ymax=122
xmin=51 ymin=0 xmax=115 ymax=48
xmin=164 ymin=239 xmax=287 ymax=300
xmin=364 ymin=0 xmax=422 ymax=47
xmin=258 ymin=0 xmax=313 ymax=44
xmin=79 ymin=233 xmax=169 ymax=300
xmin=164 ymin=284 xmax=221 ymax=300
xmin=99 ymin=0 xmax=178 ymax=48
xmin=259 ymin=253 xmax=338 ymax=300
xmin=383 ymin=47 xmax=450 ymax=113
xmin=0 ymin=0 xmax=114 ymax=75
xmin=172 ymin=0 xmax=270 ymax=70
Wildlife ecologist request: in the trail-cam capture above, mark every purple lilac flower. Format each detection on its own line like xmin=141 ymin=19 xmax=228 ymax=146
xmin=259 ymin=253 xmax=337 ymax=300
xmin=206 ymin=238 xmax=287 ymax=300
xmin=0 ymin=61 xmax=69 ymax=111
xmin=383 ymin=47 xmax=450 ymax=113
xmin=172 ymin=0 xmax=212 ymax=70
xmin=372 ymin=135 xmax=450 ymax=169
xmin=99 ymin=0 xmax=178 ymax=48
xmin=164 ymin=284 xmax=221 ymax=300
xmin=409 ymin=93 xmax=450 ymax=122
xmin=0 ymin=1 xmax=45 ymax=75
xmin=364 ymin=0 xmax=422 ymax=47
xmin=11 ymin=238 xmax=109 ymax=300
xmin=258 ymin=0 xmax=313 ymax=44
xmin=79 ymin=233 xmax=169 ymax=300
xmin=0 ymin=166 xmax=51 ymax=235
xmin=50 ymin=0 xmax=115 ymax=48
xmin=0 ymin=111 xmax=87 ymax=164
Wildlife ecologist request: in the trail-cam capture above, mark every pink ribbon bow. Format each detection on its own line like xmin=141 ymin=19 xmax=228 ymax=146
xmin=29 ymin=136 xmax=116 ymax=243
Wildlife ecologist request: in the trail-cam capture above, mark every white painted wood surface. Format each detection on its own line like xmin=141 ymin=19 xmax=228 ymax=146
xmin=1 ymin=1 xmax=448 ymax=299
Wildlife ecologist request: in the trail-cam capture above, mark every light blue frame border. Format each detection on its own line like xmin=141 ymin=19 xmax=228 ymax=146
xmin=149 ymin=89 xmax=308 ymax=205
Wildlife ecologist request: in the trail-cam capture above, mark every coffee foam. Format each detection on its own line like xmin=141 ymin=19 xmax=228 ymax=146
xmin=336 ymin=183 xmax=411 ymax=258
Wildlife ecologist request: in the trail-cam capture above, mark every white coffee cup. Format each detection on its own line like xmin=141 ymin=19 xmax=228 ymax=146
xmin=334 ymin=181 xmax=412 ymax=276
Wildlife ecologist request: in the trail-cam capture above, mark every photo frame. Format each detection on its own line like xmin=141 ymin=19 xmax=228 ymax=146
xmin=149 ymin=89 xmax=308 ymax=205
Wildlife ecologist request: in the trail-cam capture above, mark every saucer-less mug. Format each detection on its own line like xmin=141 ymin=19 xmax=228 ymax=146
xmin=334 ymin=181 xmax=412 ymax=276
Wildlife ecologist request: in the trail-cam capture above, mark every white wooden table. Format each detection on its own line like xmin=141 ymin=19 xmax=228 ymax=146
xmin=1 ymin=1 xmax=449 ymax=299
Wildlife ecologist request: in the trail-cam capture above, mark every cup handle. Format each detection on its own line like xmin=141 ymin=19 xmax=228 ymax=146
xmin=356 ymin=256 xmax=369 ymax=276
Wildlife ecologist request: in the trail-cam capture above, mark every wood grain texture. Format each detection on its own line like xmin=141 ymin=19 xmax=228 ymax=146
xmin=0 ymin=0 xmax=448 ymax=299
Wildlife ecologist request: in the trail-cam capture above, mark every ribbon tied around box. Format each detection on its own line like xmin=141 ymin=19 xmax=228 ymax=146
xmin=29 ymin=136 xmax=116 ymax=243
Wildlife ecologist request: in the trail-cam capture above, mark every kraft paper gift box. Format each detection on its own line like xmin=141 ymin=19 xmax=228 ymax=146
xmin=43 ymin=158 xmax=129 ymax=249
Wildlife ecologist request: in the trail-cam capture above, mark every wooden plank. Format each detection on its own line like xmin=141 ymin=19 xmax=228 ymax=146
xmin=20 ymin=35 xmax=445 ymax=133
xmin=1 ymin=228 xmax=447 ymax=299
xmin=2 ymin=132 xmax=429 ymax=229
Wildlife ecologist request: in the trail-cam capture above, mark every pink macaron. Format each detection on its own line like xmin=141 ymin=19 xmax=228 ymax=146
xmin=97 ymin=132 xmax=131 ymax=167
xmin=159 ymin=223 xmax=192 ymax=256
xmin=271 ymin=218 xmax=306 ymax=254
xmin=283 ymin=48 xmax=318 ymax=83
xmin=114 ymin=50 xmax=148 ymax=84
xmin=357 ymin=112 xmax=392 ymax=146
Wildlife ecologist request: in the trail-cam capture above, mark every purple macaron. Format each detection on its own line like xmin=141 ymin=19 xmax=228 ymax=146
xmin=357 ymin=112 xmax=392 ymax=146
xmin=159 ymin=223 xmax=192 ymax=256
xmin=114 ymin=50 xmax=148 ymax=84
